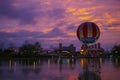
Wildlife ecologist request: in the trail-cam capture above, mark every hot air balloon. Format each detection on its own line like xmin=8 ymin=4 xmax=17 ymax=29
xmin=77 ymin=22 xmax=100 ymax=44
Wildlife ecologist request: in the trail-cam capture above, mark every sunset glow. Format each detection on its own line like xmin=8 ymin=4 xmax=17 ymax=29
xmin=0 ymin=0 xmax=120 ymax=50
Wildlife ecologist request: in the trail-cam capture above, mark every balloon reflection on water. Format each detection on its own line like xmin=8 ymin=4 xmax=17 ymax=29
xmin=78 ymin=58 xmax=102 ymax=80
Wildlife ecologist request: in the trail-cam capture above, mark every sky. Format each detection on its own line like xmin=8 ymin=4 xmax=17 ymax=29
xmin=0 ymin=0 xmax=120 ymax=50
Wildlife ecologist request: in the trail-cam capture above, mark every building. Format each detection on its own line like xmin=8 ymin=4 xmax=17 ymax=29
xmin=80 ymin=43 xmax=104 ymax=57
xmin=55 ymin=43 xmax=76 ymax=55
xmin=59 ymin=43 xmax=76 ymax=52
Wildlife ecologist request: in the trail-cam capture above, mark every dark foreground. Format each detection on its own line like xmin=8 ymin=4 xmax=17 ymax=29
xmin=0 ymin=57 xmax=120 ymax=80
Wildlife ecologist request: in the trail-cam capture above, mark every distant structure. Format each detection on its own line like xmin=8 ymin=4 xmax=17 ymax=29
xmin=54 ymin=43 xmax=76 ymax=55
xmin=80 ymin=43 xmax=104 ymax=57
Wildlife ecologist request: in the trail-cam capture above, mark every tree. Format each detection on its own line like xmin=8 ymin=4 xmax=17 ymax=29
xmin=1 ymin=43 xmax=15 ymax=57
xmin=0 ymin=42 xmax=4 ymax=50
xmin=111 ymin=44 xmax=120 ymax=56
xmin=34 ymin=42 xmax=43 ymax=54
xmin=19 ymin=42 xmax=34 ymax=56
xmin=0 ymin=42 xmax=4 ymax=56
xmin=8 ymin=43 xmax=15 ymax=50
xmin=19 ymin=41 xmax=43 ymax=57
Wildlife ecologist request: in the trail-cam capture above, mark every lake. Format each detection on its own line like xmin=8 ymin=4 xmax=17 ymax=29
xmin=0 ymin=57 xmax=120 ymax=80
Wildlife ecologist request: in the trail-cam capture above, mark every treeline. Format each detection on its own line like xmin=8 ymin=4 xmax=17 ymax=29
xmin=0 ymin=41 xmax=120 ymax=58
xmin=0 ymin=41 xmax=43 ymax=58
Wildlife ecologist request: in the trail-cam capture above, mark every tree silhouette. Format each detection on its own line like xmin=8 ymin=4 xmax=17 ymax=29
xmin=19 ymin=41 xmax=43 ymax=57
xmin=0 ymin=42 xmax=4 ymax=50
xmin=34 ymin=42 xmax=43 ymax=54
xmin=111 ymin=44 xmax=120 ymax=56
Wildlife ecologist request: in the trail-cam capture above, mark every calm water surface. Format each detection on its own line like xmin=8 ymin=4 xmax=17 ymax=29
xmin=0 ymin=57 xmax=120 ymax=80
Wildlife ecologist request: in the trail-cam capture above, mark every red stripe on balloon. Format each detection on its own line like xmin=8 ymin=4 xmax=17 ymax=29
xmin=77 ymin=26 xmax=80 ymax=39
xmin=83 ymin=23 xmax=88 ymax=38
xmin=92 ymin=23 xmax=97 ymax=37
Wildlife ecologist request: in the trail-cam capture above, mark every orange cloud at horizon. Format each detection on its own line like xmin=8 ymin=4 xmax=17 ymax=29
xmin=67 ymin=31 xmax=76 ymax=36
xmin=108 ymin=27 xmax=120 ymax=31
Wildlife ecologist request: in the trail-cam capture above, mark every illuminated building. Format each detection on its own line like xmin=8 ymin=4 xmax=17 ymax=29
xmin=80 ymin=43 xmax=104 ymax=57
xmin=57 ymin=43 xmax=76 ymax=55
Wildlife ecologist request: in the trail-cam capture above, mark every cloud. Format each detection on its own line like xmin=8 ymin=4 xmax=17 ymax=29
xmin=66 ymin=24 xmax=76 ymax=31
xmin=107 ymin=23 xmax=120 ymax=27
xmin=0 ymin=0 xmax=120 ymax=50
xmin=0 ymin=28 xmax=72 ymax=48
xmin=0 ymin=28 xmax=69 ymax=40
xmin=102 ymin=23 xmax=120 ymax=31
xmin=0 ymin=0 xmax=36 ymax=24
xmin=34 ymin=28 xmax=68 ymax=40
xmin=48 ymin=9 xmax=66 ymax=19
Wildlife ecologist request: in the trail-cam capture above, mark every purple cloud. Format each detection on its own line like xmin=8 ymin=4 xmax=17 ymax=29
xmin=0 ymin=0 xmax=36 ymax=24
xmin=48 ymin=9 xmax=66 ymax=19
xmin=0 ymin=28 xmax=69 ymax=39
xmin=0 ymin=28 xmax=71 ymax=48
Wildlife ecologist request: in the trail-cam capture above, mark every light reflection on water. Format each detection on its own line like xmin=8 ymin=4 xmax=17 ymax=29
xmin=0 ymin=57 xmax=120 ymax=80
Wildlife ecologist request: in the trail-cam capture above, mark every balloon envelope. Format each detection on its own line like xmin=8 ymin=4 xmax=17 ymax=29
xmin=77 ymin=22 xmax=100 ymax=44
